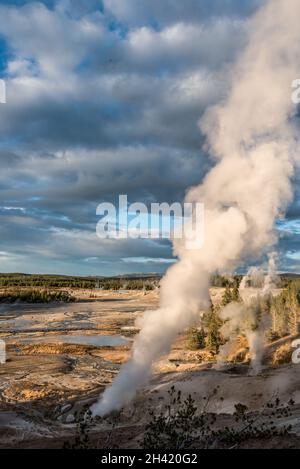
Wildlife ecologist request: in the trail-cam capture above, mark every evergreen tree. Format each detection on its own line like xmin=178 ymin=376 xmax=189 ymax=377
xmin=232 ymin=283 xmax=242 ymax=303
xmin=222 ymin=285 xmax=233 ymax=307
xmin=270 ymin=281 xmax=300 ymax=337
xmin=204 ymin=305 xmax=223 ymax=354
xmin=187 ymin=327 xmax=206 ymax=351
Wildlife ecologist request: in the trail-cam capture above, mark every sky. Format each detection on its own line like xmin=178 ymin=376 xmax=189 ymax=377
xmin=0 ymin=0 xmax=299 ymax=276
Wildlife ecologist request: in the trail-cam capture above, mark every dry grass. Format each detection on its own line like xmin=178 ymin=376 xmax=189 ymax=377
xmin=272 ymin=343 xmax=293 ymax=365
xmin=13 ymin=343 xmax=97 ymax=356
xmin=227 ymin=336 xmax=250 ymax=363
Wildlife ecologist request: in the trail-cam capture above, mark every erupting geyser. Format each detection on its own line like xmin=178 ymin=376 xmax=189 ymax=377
xmin=91 ymin=0 xmax=300 ymax=417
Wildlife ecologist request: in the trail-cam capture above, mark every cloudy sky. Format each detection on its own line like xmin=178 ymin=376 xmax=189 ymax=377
xmin=0 ymin=0 xmax=298 ymax=276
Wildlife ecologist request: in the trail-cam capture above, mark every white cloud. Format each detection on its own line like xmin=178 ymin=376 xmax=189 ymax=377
xmin=0 ymin=0 xmax=297 ymax=274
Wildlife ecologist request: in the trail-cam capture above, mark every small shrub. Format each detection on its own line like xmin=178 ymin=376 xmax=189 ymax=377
xmin=64 ymin=407 xmax=93 ymax=449
xmin=143 ymin=387 xmax=295 ymax=449
xmin=187 ymin=328 xmax=206 ymax=351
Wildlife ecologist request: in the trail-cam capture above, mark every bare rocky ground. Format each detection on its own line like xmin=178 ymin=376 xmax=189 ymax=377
xmin=0 ymin=288 xmax=300 ymax=449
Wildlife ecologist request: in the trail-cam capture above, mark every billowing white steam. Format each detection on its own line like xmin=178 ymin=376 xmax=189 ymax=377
xmin=91 ymin=0 xmax=300 ymax=416
xmin=217 ymin=254 xmax=279 ymax=374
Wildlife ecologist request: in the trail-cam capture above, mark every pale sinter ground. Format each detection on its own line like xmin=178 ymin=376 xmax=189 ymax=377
xmin=0 ymin=287 xmax=299 ymax=448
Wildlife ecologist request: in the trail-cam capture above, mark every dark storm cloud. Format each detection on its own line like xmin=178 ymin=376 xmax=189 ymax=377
xmin=0 ymin=0 xmax=298 ymax=274
xmin=0 ymin=0 xmax=250 ymax=153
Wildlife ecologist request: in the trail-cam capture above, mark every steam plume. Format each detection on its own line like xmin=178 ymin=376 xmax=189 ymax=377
xmin=91 ymin=0 xmax=300 ymax=416
xmin=217 ymin=254 xmax=278 ymax=374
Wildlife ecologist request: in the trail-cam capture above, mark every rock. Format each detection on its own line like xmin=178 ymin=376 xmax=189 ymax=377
xmin=65 ymin=414 xmax=75 ymax=424
xmin=60 ymin=404 xmax=72 ymax=414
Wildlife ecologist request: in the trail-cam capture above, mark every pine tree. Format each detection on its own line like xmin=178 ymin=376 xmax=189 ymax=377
xmin=232 ymin=283 xmax=241 ymax=303
xmin=204 ymin=305 xmax=223 ymax=354
xmin=187 ymin=327 xmax=206 ymax=350
xmin=270 ymin=281 xmax=300 ymax=337
xmin=222 ymin=285 xmax=233 ymax=307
